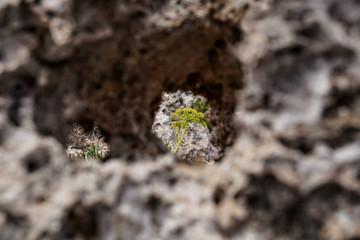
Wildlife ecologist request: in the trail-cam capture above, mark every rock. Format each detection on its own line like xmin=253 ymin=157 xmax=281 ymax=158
xmin=1 ymin=0 xmax=360 ymax=239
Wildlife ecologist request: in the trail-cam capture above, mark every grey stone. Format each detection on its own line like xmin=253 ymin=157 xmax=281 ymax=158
xmin=1 ymin=0 xmax=360 ymax=239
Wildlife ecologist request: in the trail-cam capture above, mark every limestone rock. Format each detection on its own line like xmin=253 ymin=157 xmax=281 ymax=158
xmin=1 ymin=0 xmax=360 ymax=239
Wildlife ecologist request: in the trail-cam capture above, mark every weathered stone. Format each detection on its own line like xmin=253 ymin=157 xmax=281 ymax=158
xmin=1 ymin=0 xmax=360 ymax=239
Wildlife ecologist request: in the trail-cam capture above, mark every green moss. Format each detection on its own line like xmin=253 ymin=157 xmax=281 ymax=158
xmin=192 ymin=100 xmax=210 ymax=113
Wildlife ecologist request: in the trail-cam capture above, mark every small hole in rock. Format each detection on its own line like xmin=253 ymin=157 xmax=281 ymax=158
xmin=168 ymin=177 xmax=178 ymax=186
xmin=61 ymin=204 xmax=98 ymax=239
xmin=146 ymin=195 xmax=161 ymax=211
xmin=213 ymin=187 xmax=225 ymax=205
xmin=214 ymin=39 xmax=226 ymax=49
xmin=22 ymin=147 xmax=50 ymax=173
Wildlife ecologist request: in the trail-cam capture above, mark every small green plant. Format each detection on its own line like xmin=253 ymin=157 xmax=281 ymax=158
xmin=170 ymin=108 xmax=207 ymax=154
xmin=192 ymin=100 xmax=210 ymax=113
xmin=86 ymin=142 xmax=104 ymax=160
xmin=193 ymin=100 xmax=212 ymax=132
xmin=66 ymin=123 xmax=110 ymax=162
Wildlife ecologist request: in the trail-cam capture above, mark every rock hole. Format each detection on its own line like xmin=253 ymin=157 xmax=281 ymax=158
xmin=296 ymin=22 xmax=322 ymax=39
xmin=33 ymin=19 xmax=243 ymax=161
xmin=8 ymin=100 xmax=21 ymax=126
xmin=22 ymin=147 xmax=50 ymax=173
xmin=214 ymin=39 xmax=226 ymax=49
xmin=60 ymin=203 xmax=98 ymax=239
xmin=168 ymin=176 xmax=178 ymax=186
xmin=278 ymin=136 xmax=315 ymax=154
xmin=146 ymin=195 xmax=162 ymax=211
xmin=213 ymin=186 xmax=225 ymax=205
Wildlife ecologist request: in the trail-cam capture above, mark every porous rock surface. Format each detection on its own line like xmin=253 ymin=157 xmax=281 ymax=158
xmin=1 ymin=0 xmax=360 ymax=239
xmin=152 ymin=90 xmax=220 ymax=163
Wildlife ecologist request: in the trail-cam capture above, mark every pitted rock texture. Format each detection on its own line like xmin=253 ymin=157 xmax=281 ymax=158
xmin=152 ymin=90 xmax=220 ymax=163
xmin=1 ymin=0 xmax=360 ymax=239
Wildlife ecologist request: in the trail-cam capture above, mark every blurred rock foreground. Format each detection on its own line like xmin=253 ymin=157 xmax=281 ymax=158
xmin=1 ymin=0 xmax=360 ymax=239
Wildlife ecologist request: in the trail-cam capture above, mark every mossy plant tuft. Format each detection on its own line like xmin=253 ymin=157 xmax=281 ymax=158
xmin=169 ymin=108 xmax=207 ymax=154
xmin=192 ymin=100 xmax=210 ymax=113
xmin=192 ymin=100 xmax=212 ymax=132
xmin=86 ymin=142 xmax=104 ymax=160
